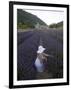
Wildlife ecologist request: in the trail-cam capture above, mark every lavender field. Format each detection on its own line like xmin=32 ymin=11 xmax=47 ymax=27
xmin=17 ymin=29 xmax=63 ymax=80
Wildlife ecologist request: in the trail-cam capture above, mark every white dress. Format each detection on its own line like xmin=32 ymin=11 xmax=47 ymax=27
xmin=35 ymin=57 xmax=44 ymax=72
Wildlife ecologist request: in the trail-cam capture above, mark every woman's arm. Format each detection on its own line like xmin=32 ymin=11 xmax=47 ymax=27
xmin=42 ymin=53 xmax=53 ymax=57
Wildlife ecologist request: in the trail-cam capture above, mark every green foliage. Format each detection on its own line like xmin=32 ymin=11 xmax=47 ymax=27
xmin=17 ymin=23 xmax=34 ymax=29
xmin=49 ymin=23 xmax=57 ymax=28
xmin=49 ymin=21 xmax=63 ymax=29
xmin=17 ymin=9 xmax=47 ymax=29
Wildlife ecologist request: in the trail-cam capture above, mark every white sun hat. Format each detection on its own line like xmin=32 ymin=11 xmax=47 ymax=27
xmin=37 ymin=45 xmax=46 ymax=54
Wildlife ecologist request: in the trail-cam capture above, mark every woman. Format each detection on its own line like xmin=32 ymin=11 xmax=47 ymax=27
xmin=35 ymin=45 xmax=52 ymax=72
